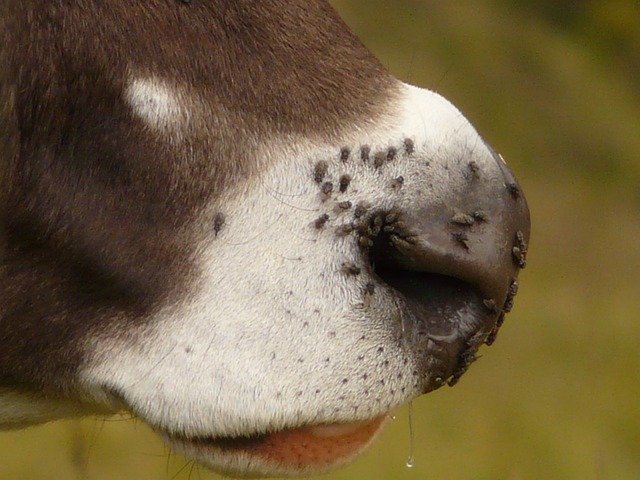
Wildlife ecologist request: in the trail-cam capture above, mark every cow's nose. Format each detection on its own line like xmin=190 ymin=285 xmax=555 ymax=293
xmin=374 ymin=145 xmax=529 ymax=304
xmin=362 ymin=142 xmax=530 ymax=386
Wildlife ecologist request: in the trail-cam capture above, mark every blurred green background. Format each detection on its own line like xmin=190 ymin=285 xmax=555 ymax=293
xmin=2 ymin=1 xmax=639 ymax=478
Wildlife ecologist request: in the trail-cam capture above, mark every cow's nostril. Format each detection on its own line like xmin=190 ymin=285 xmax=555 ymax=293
xmin=357 ymin=143 xmax=530 ymax=358
xmin=363 ymin=203 xmax=523 ymax=387
xmin=368 ymin=229 xmax=492 ymax=340
xmin=373 ymin=267 xmax=479 ymax=319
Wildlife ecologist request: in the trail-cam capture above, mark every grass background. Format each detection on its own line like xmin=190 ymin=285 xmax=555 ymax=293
xmin=2 ymin=1 xmax=639 ymax=478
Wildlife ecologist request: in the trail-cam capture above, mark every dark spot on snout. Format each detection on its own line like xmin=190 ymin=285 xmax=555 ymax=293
xmin=468 ymin=161 xmax=481 ymax=178
xmin=448 ymin=345 xmax=479 ymax=387
xmin=506 ymin=182 xmax=521 ymax=199
xmin=384 ymin=211 xmax=398 ymax=224
xmin=503 ymin=279 xmax=518 ymax=313
xmin=360 ymin=145 xmax=370 ymax=162
xmin=358 ymin=236 xmax=373 ymax=248
xmin=314 ymin=214 xmax=329 ymax=229
xmin=353 ymin=202 xmax=369 ymax=219
xmin=320 ymin=181 xmax=334 ymax=201
xmin=452 ymin=232 xmax=470 ymax=250
xmin=512 ymin=230 xmax=528 ymax=268
xmin=373 ymin=151 xmax=385 ymax=169
xmin=341 ymin=262 xmax=361 ymax=275
xmin=335 ymin=224 xmax=354 ymax=237
xmin=404 ymin=138 xmax=414 ymax=154
xmin=386 ymin=146 xmax=397 ymax=161
xmin=486 ymin=278 xmax=520 ymax=345
xmin=451 ymin=212 xmax=475 ymax=226
xmin=482 ymin=298 xmax=500 ymax=314
xmin=340 ymin=147 xmax=350 ymax=162
xmin=314 ymin=161 xmax=328 ymax=183
xmin=335 ymin=200 xmax=352 ymax=211
xmin=472 ymin=210 xmax=488 ymax=223
xmin=213 ymin=212 xmax=225 ymax=237
xmin=486 ymin=327 xmax=499 ymax=346
xmin=339 ymin=174 xmax=351 ymax=193
xmin=391 ymin=176 xmax=404 ymax=190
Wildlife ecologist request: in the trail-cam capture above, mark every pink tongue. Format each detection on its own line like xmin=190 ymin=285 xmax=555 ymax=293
xmin=239 ymin=416 xmax=388 ymax=467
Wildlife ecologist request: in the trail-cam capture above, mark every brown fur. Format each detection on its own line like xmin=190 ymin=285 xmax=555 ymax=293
xmin=0 ymin=0 xmax=395 ymax=395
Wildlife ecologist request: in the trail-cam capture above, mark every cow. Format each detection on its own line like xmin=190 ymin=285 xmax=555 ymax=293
xmin=0 ymin=0 xmax=530 ymax=477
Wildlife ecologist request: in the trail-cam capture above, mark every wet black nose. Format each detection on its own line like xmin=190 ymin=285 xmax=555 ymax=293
xmin=360 ymin=145 xmax=530 ymax=387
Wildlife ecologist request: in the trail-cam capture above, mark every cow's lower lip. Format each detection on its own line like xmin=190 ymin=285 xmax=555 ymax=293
xmin=164 ymin=415 xmax=388 ymax=476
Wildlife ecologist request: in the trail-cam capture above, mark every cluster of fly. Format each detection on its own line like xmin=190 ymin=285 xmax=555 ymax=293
xmin=313 ymin=160 xmax=335 ymax=201
xmin=503 ymin=280 xmax=519 ymax=313
xmin=334 ymin=207 xmax=415 ymax=307
xmin=450 ymin=299 xmax=520 ymax=385
xmin=484 ymin=278 xmax=520 ymax=346
xmin=512 ymin=230 xmax=527 ymax=268
xmin=452 ymin=210 xmax=488 ymax=226
xmin=316 ymin=139 xmax=414 ymax=194
xmin=350 ymin=139 xmax=413 ymax=170
xmin=347 ymin=208 xmax=416 ymax=256
xmin=449 ymin=210 xmax=488 ymax=250
xmin=450 ymin=299 xmax=523 ymax=385
xmin=367 ymin=146 xmax=399 ymax=169
xmin=447 ymin=347 xmax=479 ymax=387
xmin=311 ymin=144 xmax=416 ymax=303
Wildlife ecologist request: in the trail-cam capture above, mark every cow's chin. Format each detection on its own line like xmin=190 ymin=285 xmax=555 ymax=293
xmin=152 ymin=273 xmax=500 ymax=478
xmin=160 ymin=415 xmax=389 ymax=478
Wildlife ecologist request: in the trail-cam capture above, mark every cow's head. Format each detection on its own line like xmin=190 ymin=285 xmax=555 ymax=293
xmin=0 ymin=0 xmax=529 ymax=477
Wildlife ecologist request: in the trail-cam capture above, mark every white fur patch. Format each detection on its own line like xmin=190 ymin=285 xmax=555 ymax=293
xmin=124 ymin=76 xmax=189 ymax=132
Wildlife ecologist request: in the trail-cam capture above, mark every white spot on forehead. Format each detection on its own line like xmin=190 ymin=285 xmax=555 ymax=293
xmin=124 ymin=76 xmax=188 ymax=131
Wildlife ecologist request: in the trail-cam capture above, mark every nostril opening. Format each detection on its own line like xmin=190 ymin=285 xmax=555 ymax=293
xmin=360 ymin=207 xmax=512 ymax=316
xmin=374 ymin=267 xmax=474 ymax=308
xmin=367 ymin=224 xmax=487 ymax=323
xmin=368 ymin=229 xmax=478 ymax=306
